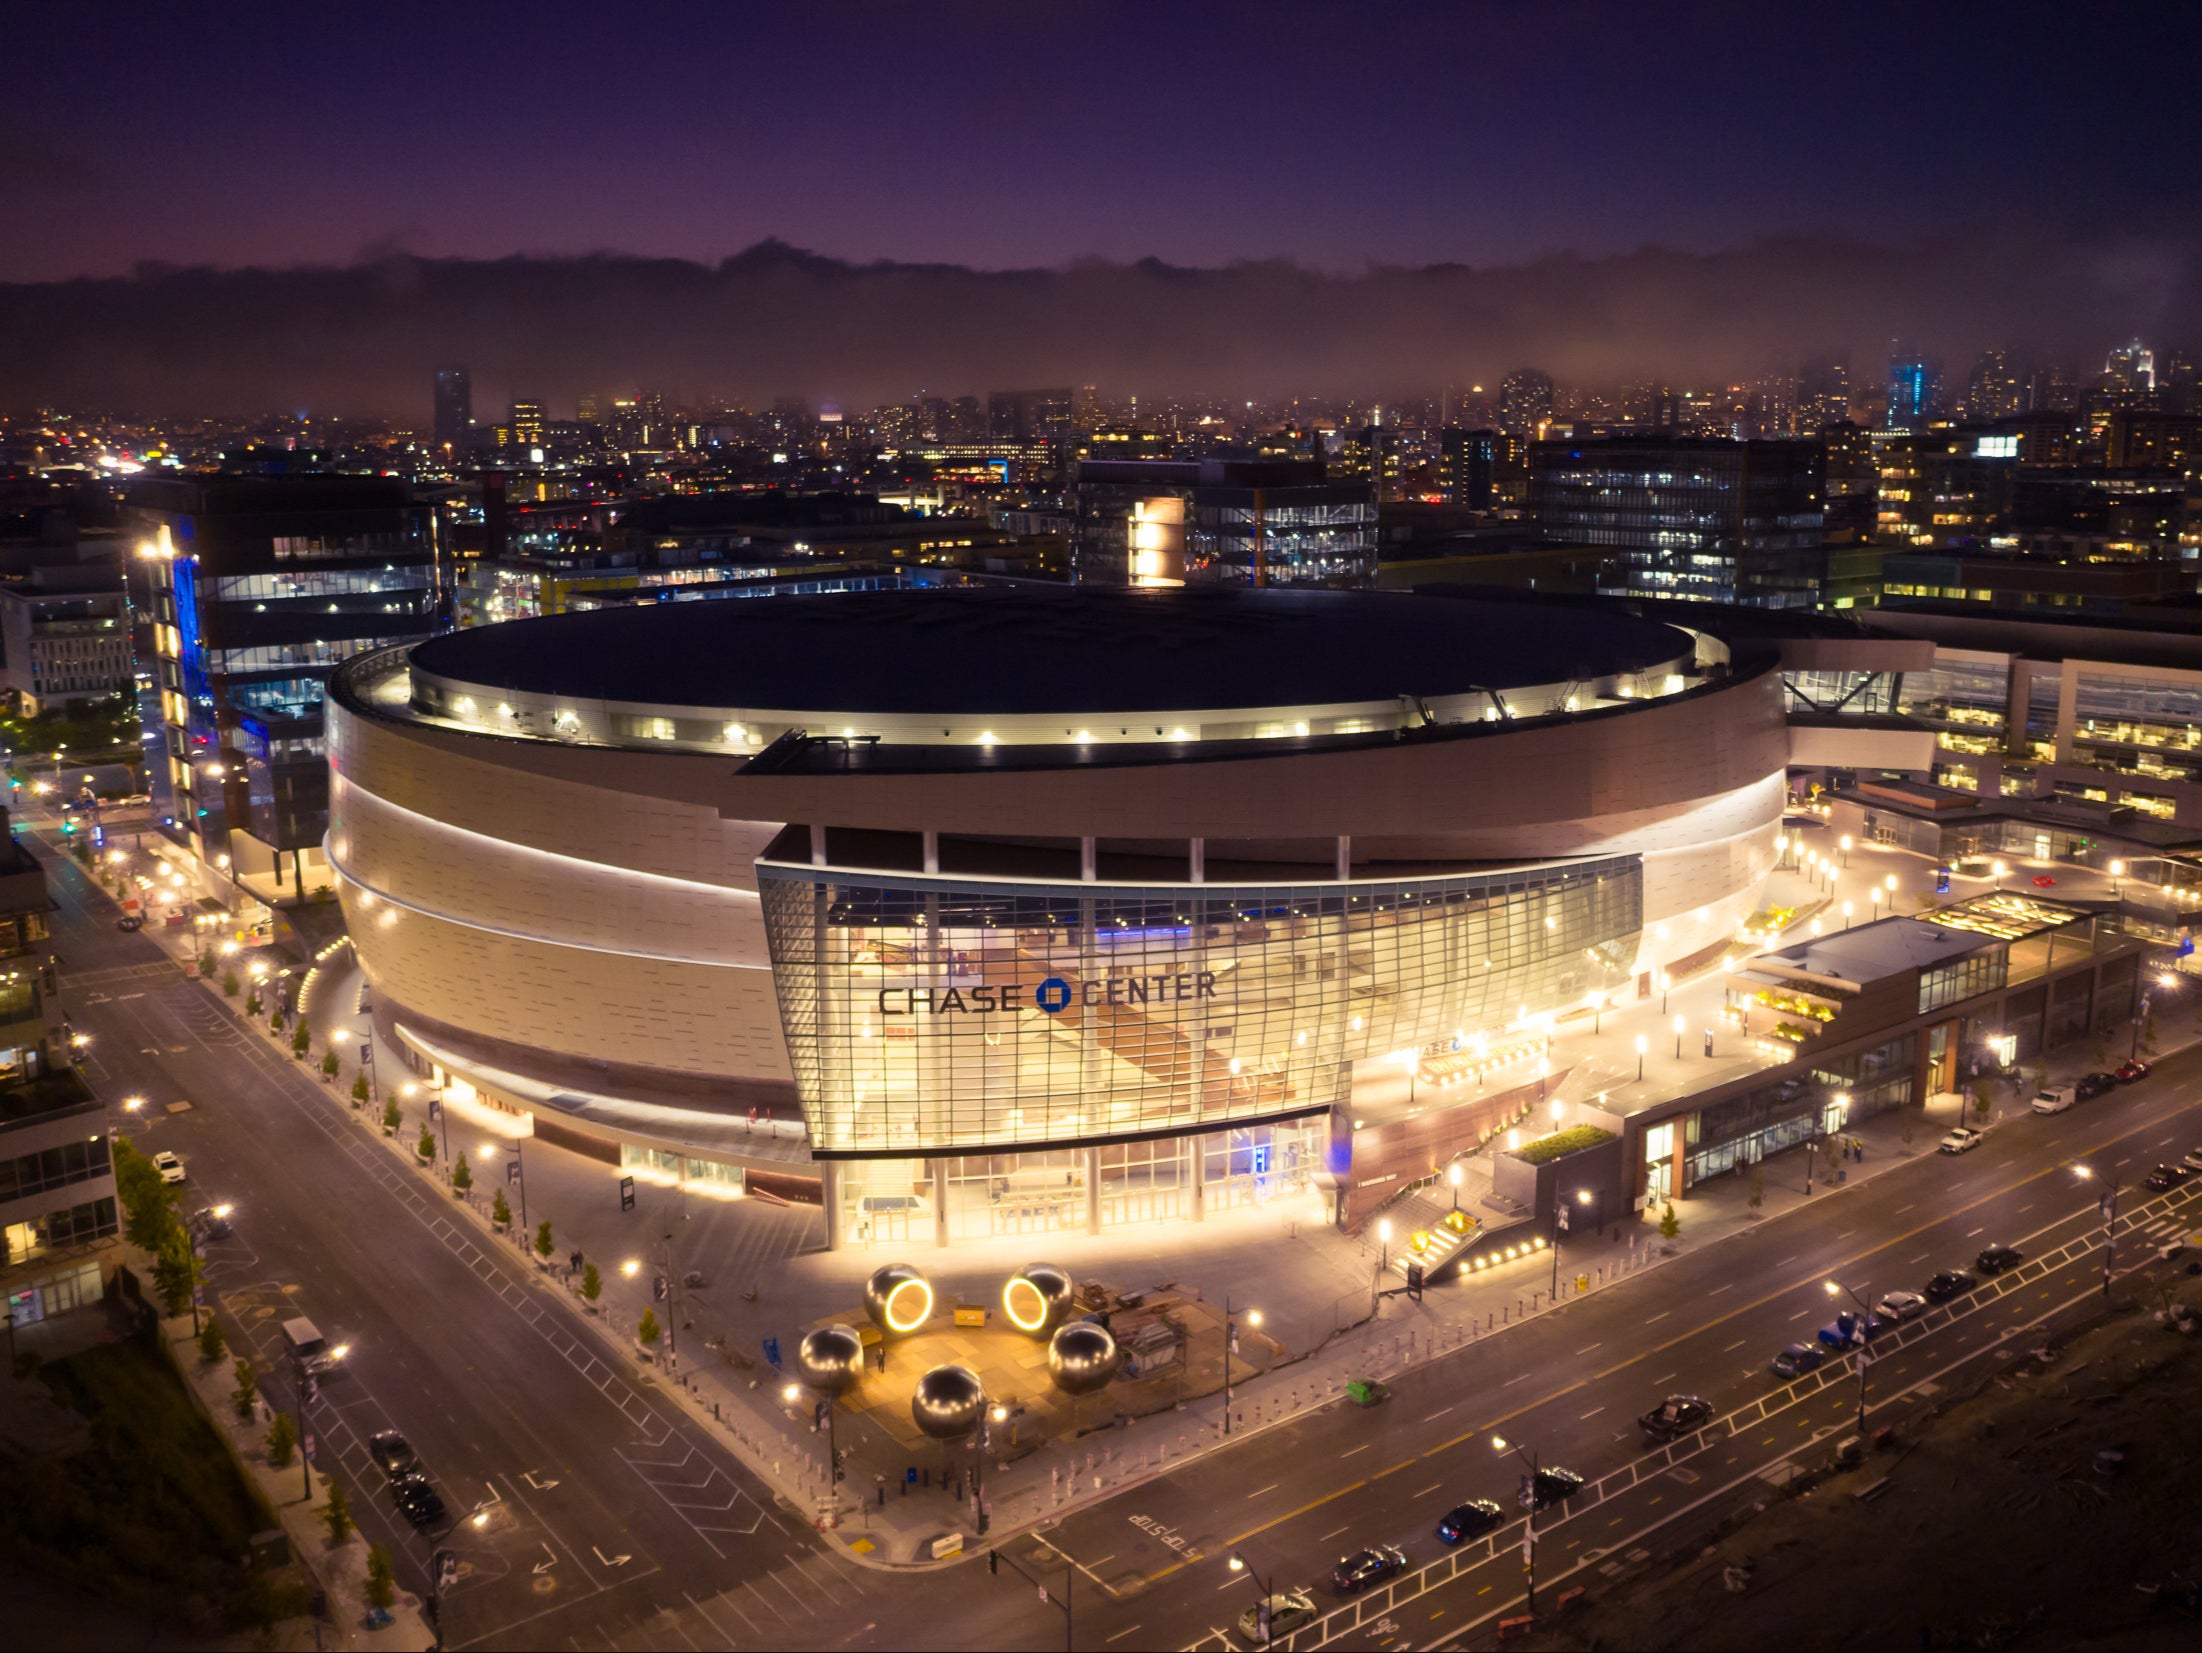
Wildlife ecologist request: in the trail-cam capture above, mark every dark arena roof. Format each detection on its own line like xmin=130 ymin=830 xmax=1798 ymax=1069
xmin=407 ymin=585 xmax=1694 ymax=716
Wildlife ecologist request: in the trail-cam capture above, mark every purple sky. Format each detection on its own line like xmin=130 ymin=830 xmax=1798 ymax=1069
xmin=7 ymin=2 xmax=2199 ymax=282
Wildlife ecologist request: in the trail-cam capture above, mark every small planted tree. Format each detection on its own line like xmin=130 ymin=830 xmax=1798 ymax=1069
xmin=198 ymin=1315 xmax=226 ymax=1363
xmin=232 ymin=1357 xmax=258 ymax=1419
xmin=381 ymin=1097 xmax=401 ymax=1135
xmin=1658 ymin=1201 xmax=1681 ymax=1242
xmin=321 ymin=1048 xmax=340 ymax=1081
xmin=491 ymin=1188 xmax=511 ymax=1227
xmin=220 ymin=970 xmax=239 ymax=997
xmin=322 ymin=1480 xmax=352 ymax=1545
xmin=153 ymin=1230 xmax=198 ymax=1317
xmin=1970 ymin=1078 xmax=1995 ymax=1124
xmin=290 ymin=1022 xmax=310 ymax=1058
xmin=417 ymin=1123 xmax=437 ymax=1161
xmin=245 ymin=991 xmax=262 ymax=1017
xmin=534 ymin=1219 xmax=554 ymax=1262
xmin=365 ymin=1544 xmax=395 ymax=1612
xmin=452 ymin=1156 xmax=472 ymax=1195
xmin=637 ymin=1307 xmax=662 ymax=1349
xmin=353 ymin=1071 xmax=371 ymax=1106
xmin=580 ymin=1262 xmax=601 ymax=1308
xmin=266 ymin=1409 xmax=297 ymax=1468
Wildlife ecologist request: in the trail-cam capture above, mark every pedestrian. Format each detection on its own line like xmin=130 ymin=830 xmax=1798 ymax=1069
xmin=1855 ymin=1137 xmax=1866 ymax=1163
xmin=569 ymin=1249 xmax=583 ymax=1277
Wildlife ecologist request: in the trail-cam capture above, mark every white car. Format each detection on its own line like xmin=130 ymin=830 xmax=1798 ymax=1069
xmin=152 ymin=1150 xmax=187 ymax=1184
xmin=1873 ymin=1289 xmax=1928 ymax=1321
xmin=2181 ymin=1147 xmax=2202 ymax=1172
xmin=1938 ymin=1127 xmax=1984 ymax=1155
xmin=2030 ymin=1087 xmax=2075 ymax=1115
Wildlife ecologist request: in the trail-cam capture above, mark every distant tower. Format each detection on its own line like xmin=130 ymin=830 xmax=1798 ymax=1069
xmin=433 ymin=367 xmax=471 ymax=448
xmin=1884 ymin=346 xmax=1938 ymax=431
xmin=1497 ymin=369 xmax=1554 ymax=437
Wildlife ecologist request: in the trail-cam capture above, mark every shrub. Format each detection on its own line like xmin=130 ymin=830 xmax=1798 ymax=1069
xmin=231 ymin=1357 xmax=257 ymax=1418
xmin=452 ymin=1157 xmax=472 ymax=1194
xmin=381 ymin=1097 xmax=401 ymax=1133
xmin=534 ymin=1220 xmax=554 ymax=1260
xmin=491 ymin=1189 xmax=511 ymax=1226
xmin=417 ymin=1124 xmax=437 ymax=1160
xmin=581 ymin=1262 xmax=601 ymax=1304
xmin=322 ymin=1480 xmax=352 ymax=1545
xmin=198 ymin=1316 xmax=226 ymax=1363
xmin=637 ymin=1308 xmax=661 ymax=1347
xmin=320 ymin=1049 xmax=340 ymax=1080
xmin=220 ymin=971 xmax=239 ymax=997
xmin=365 ymin=1544 xmax=395 ymax=1611
xmin=1510 ymin=1125 xmax=1618 ymax=1166
xmin=352 ymin=1072 xmax=371 ymax=1105
xmin=1658 ymin=1202 xmax=1681 ymax=1241
xmin=265 ymin=1409 xmax=296 ymax=1468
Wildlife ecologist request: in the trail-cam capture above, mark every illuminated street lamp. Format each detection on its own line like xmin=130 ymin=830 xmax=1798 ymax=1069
xmin=1838 ymin=834 xmax=1852 ymax=868
xmin=184 ymin=1201 xmax=234 ymax=1337
xmin=1992 ymin=859 xmax=2008 ymax=890
xmin=1227 ymin=1554 xmax=1279 ymax=1648
xmin=1448 ymin=1162 xmax=1463 ymax=1211
xmin=1634 ymin=1034 xmax=1647 ymax=1082
xmin=1822 ymin=1279 xmax=1873 ymax=1435
xmin=2073 ymin=1164 xmax=2119 ymax=1297
xmin=1842 ymin=899 xmax=1855 ymax=930
xmin=1492 ymin=1433 xmax=1543 ymax=1614
xmin=2109 ymin=858 xmax=2125 ymax=897
xmin=1223 ymin=1298 xmax=1262 ymax=1434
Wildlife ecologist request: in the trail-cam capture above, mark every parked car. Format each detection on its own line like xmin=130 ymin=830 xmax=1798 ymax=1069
xmin=190 ymin=1205 xmax=232 ymax=1241
xmin=1330 ymin=1545 xmax=1408 ymax=1596
xmin=1976 ymin=1244 xmax=2024 ymax=1275
xmin=1817 ymin=1309 xmax=1884 ymax=1349
xmin=2181 ymin=1147 xmax=2202 ymax=1173
xmin=2145 ymin=1163 xmax=2193 ymax=1192
xmin=1524 ymin=1466 xmax=1585 ymax=1511
xmin=1939 ymin=1126 xmax=1985 ymax=1155
xmin=1638 ymin=1395 xmax=1714 ymax=1441
xmin=2076 ymin=1072 xmax=2118 ymax=1102
xmin=1873 ymin=1289 xmax=1928 ymax=1321
xmin=2115 ymin=1060 xmax=2152 ymax=1085
xmin=1924 ymin=1269 xmax=1975 ymax=1302
xmin=1771 ymin=1342 xmax=1827 ymax=1378
xmin=1236 ymin=1590 xmax=1317 ymax=1645
xmin=1435 ymin=1499 xmax=1505 ymax=1544
xmin=368 ymin=1430 xmax=419 ymax=1480
xmin=390 ymin=1473 xmax=446 ymax=1529
xmin=115 ymin=914 xmax=143 ymax=932
xmin=2030 ymin=1086 xmax=2075 ymax=1115
xmin=151 ymin=1150 xmax=186 ymax=1185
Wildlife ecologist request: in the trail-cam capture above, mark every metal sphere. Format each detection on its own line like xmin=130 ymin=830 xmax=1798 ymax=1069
xmin=863 ymin=1262 xmax=933 ymax=1334
xmin=911 ymin=1364 xmax=985 ymax=1439
xmin=796 ymin=1324 xmax=864 ymax=1395
xmin=1002 ymin=1262 xmax=1076 ymax=1336
xmin=1047 ymin=1322 xmax=1121 ymax=1395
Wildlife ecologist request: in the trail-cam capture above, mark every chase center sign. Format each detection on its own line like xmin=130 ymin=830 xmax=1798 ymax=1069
xmin=875 ymin=970 xmax=1220 ymax=1017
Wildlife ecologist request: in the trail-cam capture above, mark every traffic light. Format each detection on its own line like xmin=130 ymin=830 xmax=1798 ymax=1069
xmin=59 ymin=818 xmax=75 ymax=835
xmin=1405 ymin=1261 xmax=1425 ymax=1302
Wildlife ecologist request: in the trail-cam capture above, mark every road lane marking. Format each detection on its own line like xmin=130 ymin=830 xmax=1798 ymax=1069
xmin=1645 ymin=1312 xmax=1669 ymax=1323
xmin=1652 ymin=1372 xmax=1676 ymax=1384
xmin=1413 ymin=1482 xmax=1442 ymax=1497
xmin=1246 ymin=1483 xmax=1278 ymax=1499
xmin=1422 ymin=1406 xmax=1454 ymax=1422
xmin=1709 ymin=1283 xmax=1732 ymax=1294
xmin=1579 ymin=1407 xmax=1604 ymax=1420
xmin=1104 ymin=1626 xmax=1144 ymax=1643
xmin=1321 ymin=1524 xmax=1351 ymax=1540
xmin=1341 ymin=1443 xmax=1371 ymax=1457
xmin=1723 ymin=1339 xmax=1746 ymax=1352
xmin=1967 ymin=1227 xmax=1985 ymax=1237
xmin=1576 ymin=1343 xmax=1602 ymax=1354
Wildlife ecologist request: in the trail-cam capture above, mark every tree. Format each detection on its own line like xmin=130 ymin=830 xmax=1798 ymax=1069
xmin=491 ymin=1188 xmax=511 ymax=1227
xmin=290 ymin=1022 xmax=310 ymax=1058
xmin=1970 ymin=1078 xmax=1995 ymax=1124
xmin=198 ymin=1315 xmax=226 ymax=1363
xmin=322 ymin=1480 xmax=353 ymax=1545
xmin=1658 ymin=1202 xmax=1681 ymax=1242
xmin=1748 ymin=1166 xmax=1765 ymax=1211
xmin=364 ymin=1544 xmax=396 ymax=1612
xmin=245 ymin=991 xmax=262 ymax=1017
xmin=353 ymin=1071 xmax=371 ymax=1105
xmin=266 ymin=1409 xmax=297 ymax=1467
xmin=381 ymin=1097 xmax=401 ymax=1134
xmin=152 ymin=1229 xmax=199 ymax=1317
xmin=321 ymin=1048 xmax=340 ymax=1081
xmin=534 ymin=1219 xmax=554 ymax=1261
xmin=232 ymin=1357 xmax=257 ymax=1419
xmin=452 ymin=1156 xmax=472 ymax=1194
xmin=220 ymin=970 xmax=239 ymax=997
xmin=112 ymin=1135 xmax=180 ymax=1253
xmin=580 ymin=1262 xmax=601 ymax=1306
xmin=417 ymin=1123 xmax=437 ymax=1160
xmin=637 ymin=1308 xmax=662 ymax=1348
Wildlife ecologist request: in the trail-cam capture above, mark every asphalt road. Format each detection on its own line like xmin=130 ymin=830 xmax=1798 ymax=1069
xmin=38 ymin=827 xmax=1069 ymax=1653
xmin=37 ymin=811 xmax=2202 ymax=1652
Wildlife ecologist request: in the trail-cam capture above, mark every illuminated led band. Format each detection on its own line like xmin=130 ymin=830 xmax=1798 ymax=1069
xmin=1003 ymin=1276 xmax=1049 ymax=1333
xmin=884 ymin=1276 xmax=933 ymax=1334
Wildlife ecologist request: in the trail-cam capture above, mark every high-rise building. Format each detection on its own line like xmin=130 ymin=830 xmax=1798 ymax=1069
xmin=1884 ymin=347 xmax=1940 ymax=431
xmin=1438 ymin=429 xmax=1503 ymax=509
xmin=575 ymin=393 xmax=601 ymax=425
xmin=1873 ymin=430 xmax=2017 ymax=549
xmin=1964 ymin=350 xmax=2022 ymax=422
xmin=1337 ymin=426 xmax=1400 ymax=500
xmin=2105 ymin=341 xmax=2156 ymax=393
xmin=432 ymin=366 xmax=471 ymax=449
xmin=2025 ymin=365 xmax=2077 ymax=413
xmin=1799 ymin=358 xmax=1852 ymax=428
xmin=1528 ymin=436 xmax=1827 ymax=607
xmin=1073 ymin=460 xmax=1376 ymax=588
xmin=125 ymin=475 xmax=449 ymax=896
xmin=986 ymin=388 xmax=1074 ymax=444
xmin=1819 ymin=421 xmax=1878 ymax=542
xmin=509 ymin=400 xmax=546 ymax=452
xmin=1498 ymin=370 xmax=1555 ymax=437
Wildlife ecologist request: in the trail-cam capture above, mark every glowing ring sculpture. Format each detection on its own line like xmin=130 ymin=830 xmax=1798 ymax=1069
xmin=1002 ymin=1262 xmax=1075 ymax=1336
xmin=864 ymin=1263 xmax=933 ymax=1334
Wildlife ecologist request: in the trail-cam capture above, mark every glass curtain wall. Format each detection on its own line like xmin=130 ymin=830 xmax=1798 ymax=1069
xmin=762 ymin=858 xmax=1642 ymax=1158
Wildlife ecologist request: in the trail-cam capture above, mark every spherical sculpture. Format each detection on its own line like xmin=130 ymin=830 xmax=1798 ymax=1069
xmin=1047 ymin=1322 xmax=1121 ymax=1395
xmin=1002 ymin=1262 xmax=1076 ymax=1336
xmin=797 ymin=1324 xmax=864 ymax=1394
xmin=863 ymin=1263 xmax=933 ymax=1335
xmin=911 ymin=1364 xmax=985 ymax=1439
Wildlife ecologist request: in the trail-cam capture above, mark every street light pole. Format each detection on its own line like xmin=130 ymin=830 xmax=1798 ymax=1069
xmin=2077 ymin=1166 xmax=2119 ymax=1297
xmin=1228 ymin=1554 xmax=1276 ymax=1648
xmin=1493 ymin=1435 xmax=1539 ymax=1617
xmin=1825 ymin=1280 xmax=1872 ymax=1437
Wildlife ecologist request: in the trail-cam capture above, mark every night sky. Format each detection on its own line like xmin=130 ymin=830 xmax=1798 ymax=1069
xmin=9 ymin=3 xmax=2199 ymax=281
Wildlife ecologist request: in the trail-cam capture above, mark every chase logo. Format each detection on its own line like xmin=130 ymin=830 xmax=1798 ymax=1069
xmin=1034 ymin=977 xmax=1073 ymax=1014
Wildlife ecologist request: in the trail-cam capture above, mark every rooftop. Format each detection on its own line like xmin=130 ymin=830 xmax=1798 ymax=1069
xmin=406 ymin=585 xmax=1693 ymax=717
xmin=1755 ymin=892 xmax=2092 ymax=984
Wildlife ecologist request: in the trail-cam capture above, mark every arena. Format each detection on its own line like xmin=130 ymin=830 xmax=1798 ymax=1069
xmin=325 ymin=584 xmax=1798 ymax=1247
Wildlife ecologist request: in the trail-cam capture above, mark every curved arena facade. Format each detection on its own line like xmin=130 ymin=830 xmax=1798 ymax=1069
xmin=326 ymin=586 xmax=1794 ymax=1246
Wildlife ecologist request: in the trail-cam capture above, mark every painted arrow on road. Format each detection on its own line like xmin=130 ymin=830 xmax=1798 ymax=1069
xmin=590 ymin=1546 xmax=631 ymax=1567
xmin=521 ymin=1470 xmax=560 ymax=1490
xmin=532 ymin=1543 xmax=557 ymax=1575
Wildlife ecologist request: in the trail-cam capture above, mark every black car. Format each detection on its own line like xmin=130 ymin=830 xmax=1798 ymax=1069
xmin=368 ymin=1429 xmax=419 ymax=1480
xmin=1525 ymin=1466 xmax=1585 ymax=1511
xmin=2076 ymin=1072 xmax=2117 ymax=1102
xmin=390 ymin=1472 xmax=446 ymax=1529
xmin=1923 ymin=1269 xmax=1974 ymax=1302
xmin=190 ymin=1206 xmax=233 ymax=1241
xmin=115 ymin=914 xmax=144 ymax=932
xmin=1638 ymin=1395 xmax=1714 ymax=1442
xmin=2145 ymin=1163 xmax=2193 ymax=1192
xmin=1330 ymin=1544 xmax=1408 ymax=1595
xmin=1435 ymin=1499 xmax=1505 ymax=1544
xmin=1976 ymin=1244 xmax=2024 ymax=1276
